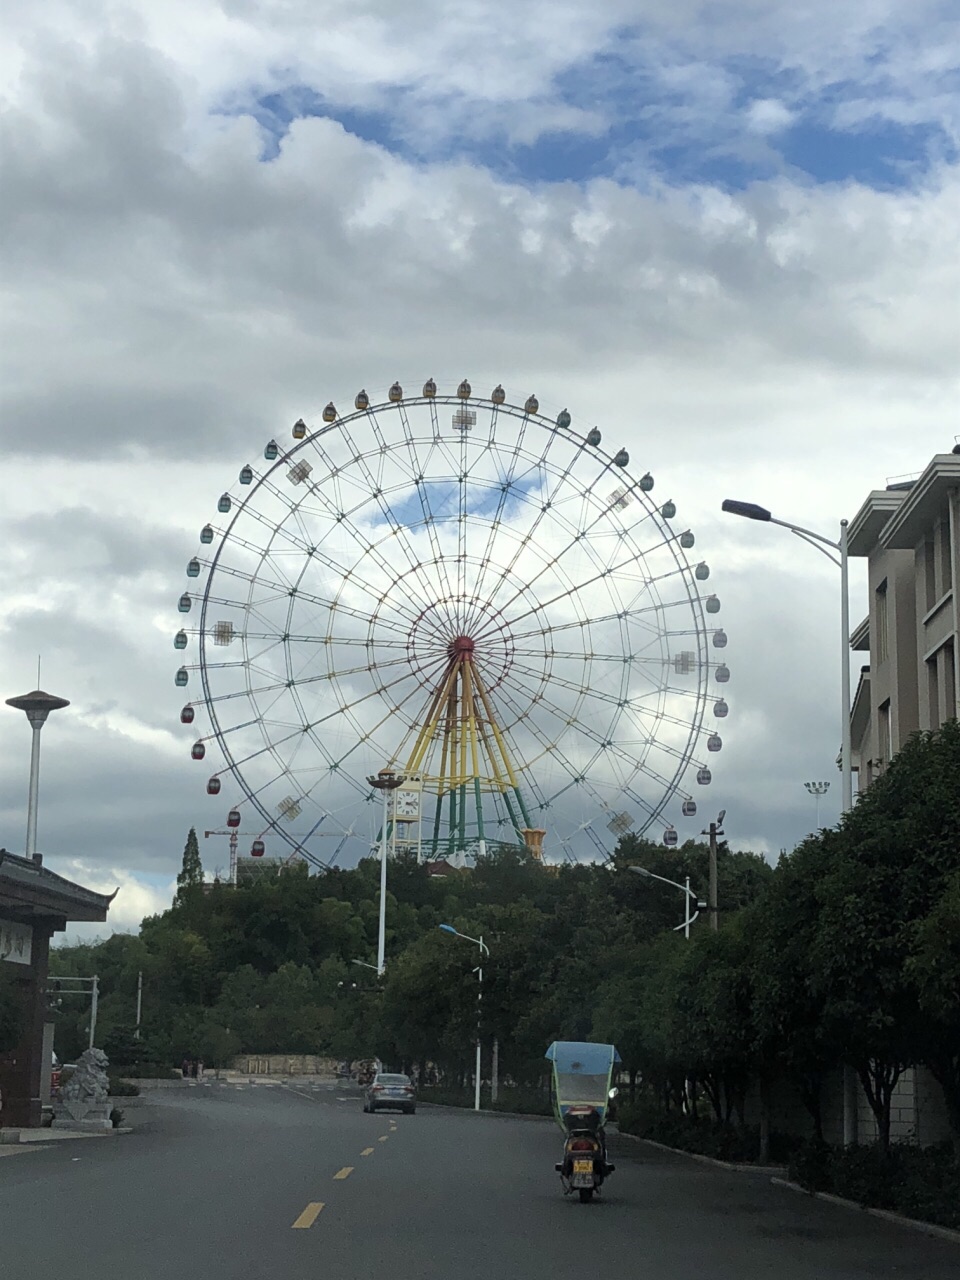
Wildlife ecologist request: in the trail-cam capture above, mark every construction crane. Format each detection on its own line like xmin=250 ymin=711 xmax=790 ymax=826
xmin=203 ymin=829 xmax=240 ymax=886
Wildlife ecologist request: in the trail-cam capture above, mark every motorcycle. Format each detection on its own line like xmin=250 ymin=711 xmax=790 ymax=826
xmin=555 ymin=1103 xmax=615 ymax=1202
xmin=546 ymin=1041 xmax=620 ymax=1203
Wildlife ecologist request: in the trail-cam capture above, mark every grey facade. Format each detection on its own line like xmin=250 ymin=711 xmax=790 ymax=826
xmin=848 ymin=450 xmax=960 ymax=784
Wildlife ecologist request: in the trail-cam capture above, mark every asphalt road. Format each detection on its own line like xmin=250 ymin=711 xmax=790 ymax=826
xmin=1 ymin=1081 xmax=957 ymax=1280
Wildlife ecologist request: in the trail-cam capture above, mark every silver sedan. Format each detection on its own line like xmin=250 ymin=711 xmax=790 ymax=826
xmin=363 ymin=1072 xmax=417 ymax=1114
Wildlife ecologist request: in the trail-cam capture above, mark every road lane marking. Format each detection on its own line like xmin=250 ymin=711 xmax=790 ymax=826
xmin=292 ymin=1202 xmax=324 ymax=1229
xmin=361 ymin=1147 xmax=375 ymax=1156
xmin=378 ymin=1135 xmax=389 ymax=1143
xmin=333 ymin=1166 xmax=354 ymax=1179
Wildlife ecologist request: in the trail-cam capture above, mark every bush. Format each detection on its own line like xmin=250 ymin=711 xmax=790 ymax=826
xmin=109 ymin=1107 xmax=124 ymax=1128
xmin=788 ymin=1140 xmax=960 ymax=1230
xmin=107 ymin=1076 xmax=140 ymax=1097
xmin=113 ymin=1063 xmax=180 ymax=1079
xmin=617 ymin=1100 xmax=799 ymax=1164
xmin=419 ymin=1084 xmax=552 ymax=1116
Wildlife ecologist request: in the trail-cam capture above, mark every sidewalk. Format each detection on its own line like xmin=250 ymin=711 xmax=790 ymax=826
xmin=0 ymin=1125 xmax=132 ymax=1156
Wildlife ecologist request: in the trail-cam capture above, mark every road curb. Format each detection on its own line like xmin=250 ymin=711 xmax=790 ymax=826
xmin=418 ymin=1102 xmax=554 ymax=1123
xmin=614 ymin=1131 xmax=787 ymax=1176
xmin=769 ymin=1177 xmax=960 ymax=1246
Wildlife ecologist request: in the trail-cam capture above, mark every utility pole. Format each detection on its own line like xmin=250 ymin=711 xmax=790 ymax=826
xmin=135 ymin=970 xmax=143 ymax=1040
xmin=701 ymin=810 xmax=725 ymax=932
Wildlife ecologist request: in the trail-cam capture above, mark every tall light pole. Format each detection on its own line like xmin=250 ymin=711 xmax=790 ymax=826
xmin=366 ymin=769 xmax=405 ymax=975
xmin=628 ymin=866 xmax=705 ymax=938
xmin=438 ymin=924 xmax=489 ymax=1111
xmin=5 ymin=687 xmax=70 ymax=859
xmin=722 ymin=498 xmax=856 ymax=1144
xmin=804 ymin=780 xmax=830 ymax=829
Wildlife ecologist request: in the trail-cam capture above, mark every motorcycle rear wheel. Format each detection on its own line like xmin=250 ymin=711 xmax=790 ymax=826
xmin=578 ymin=1188 xmax=594 ymax=1203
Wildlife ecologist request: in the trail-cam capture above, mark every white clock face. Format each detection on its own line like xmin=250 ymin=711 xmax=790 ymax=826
xmin=394 ymin=791 xmax=420 ymax=817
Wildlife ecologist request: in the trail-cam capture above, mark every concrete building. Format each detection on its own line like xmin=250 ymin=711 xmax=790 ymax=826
xmin=848 ymin=448 xmax=960 ymax=785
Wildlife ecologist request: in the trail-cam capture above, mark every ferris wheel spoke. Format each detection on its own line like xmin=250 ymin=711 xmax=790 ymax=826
xmin=396 ymin=405 xmax=460 ymax=607
xmin=472 ymin=439 xmax=624 ymax=623
xmin=264 ymin=447 xmax=427 ymax=631
xmin=470 ymin=431 xmax=581 ymax=617
xmin=478 ymin=544 xmax=694 ymax=647
xmin=504 ymin=597 xmax=696 ymax=648
xmin=338 ymin=407 xmax=451 ymax=616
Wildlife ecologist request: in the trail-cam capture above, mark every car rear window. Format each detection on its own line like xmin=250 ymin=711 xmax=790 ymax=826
xmin=377 ymin=1075 xmax=410 ymax=1084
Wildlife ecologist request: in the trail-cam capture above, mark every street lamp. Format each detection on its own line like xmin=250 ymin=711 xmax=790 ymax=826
xmin=720 ymin=499 xmax=852 ymax=814
xmin=803 ymin=780 xmax=830 ymax=829
xmin=438 ymin=924 xmax=489 ymax=1112
xmin=366 ymin=769 xmax=405 ymax=975
xmin=5 ymin=686 xmax=70 ymax=859
xmin=722 ymin=497 xmax=857 ymax=1145
xmin=628 ymin=867 xmax=705 ymax=939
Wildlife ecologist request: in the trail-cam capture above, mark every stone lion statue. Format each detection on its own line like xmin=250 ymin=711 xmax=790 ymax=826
xmin=62 ymin=1047 xmax=110 ymax=1103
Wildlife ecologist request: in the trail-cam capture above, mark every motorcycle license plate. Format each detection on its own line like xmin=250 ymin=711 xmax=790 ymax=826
xmin=573 ymin=1159 xmax=594 ymax=1176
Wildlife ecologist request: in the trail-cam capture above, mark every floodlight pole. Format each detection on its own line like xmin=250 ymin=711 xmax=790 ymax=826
xmin=367 ymin=769 xmax=405 ymax=976
xmin=804 ymin=781 xmax=831 ymax=829
xmin=5 ymin=687 xmax=71 ymax=859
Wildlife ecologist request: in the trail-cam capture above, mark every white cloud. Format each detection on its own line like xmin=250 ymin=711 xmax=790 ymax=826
xmin=744 ymin=98 xmax=795 ymax=135
xmin=1 ymin=4 xmax=957 ymax=919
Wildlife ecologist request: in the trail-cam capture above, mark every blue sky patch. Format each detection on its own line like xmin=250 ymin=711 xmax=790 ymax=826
xmin=233 ymin=37 xmax=952 ymax=194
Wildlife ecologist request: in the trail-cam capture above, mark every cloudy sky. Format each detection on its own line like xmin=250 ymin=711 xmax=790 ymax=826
xmin=1 ymin=0 xmax=957 ymax=939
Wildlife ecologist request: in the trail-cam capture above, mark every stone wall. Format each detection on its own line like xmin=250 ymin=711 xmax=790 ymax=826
xmin=742 ymin=1065 xmax=953 ymax=1147
xmin=229 ymin=1054 xmax=339 ymax=1076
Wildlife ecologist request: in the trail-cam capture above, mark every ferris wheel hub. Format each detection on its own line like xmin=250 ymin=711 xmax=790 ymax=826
xmin=448 ymin=635 xmax=476 ymax=658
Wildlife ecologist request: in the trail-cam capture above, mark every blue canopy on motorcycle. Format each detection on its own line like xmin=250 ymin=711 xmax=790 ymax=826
xmin=545 ymin=1041 xmax=621 ymax=1123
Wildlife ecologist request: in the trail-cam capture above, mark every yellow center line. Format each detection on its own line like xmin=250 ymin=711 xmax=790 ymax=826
xmin=360 ymin=1147 xmax=375 ymax=1157
xmin=378 ymin=1135 xmax=389 ymax=1143
xmin=291 ymin=1202 xmax=324 ymax=1230
xmin=333 ymin=1166 xmax=354 ymax=1180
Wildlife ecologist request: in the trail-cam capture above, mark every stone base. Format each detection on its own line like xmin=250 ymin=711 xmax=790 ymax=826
xmin=54 ymin=1100 xmax=112 ymax=1128
xmin=52 ymin=1115 xmax=112 ymax=1131
xmin=0 ymin=1128 xmax=22 ymax=1144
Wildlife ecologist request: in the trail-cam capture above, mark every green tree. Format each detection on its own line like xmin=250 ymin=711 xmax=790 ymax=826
xmin=907 ymin=869 xmax=960 ymax=1153
xmin=809 ymin=723 xmax=960 ymax=1153
xmin=174 ymin=827 xmax=204 ymax=909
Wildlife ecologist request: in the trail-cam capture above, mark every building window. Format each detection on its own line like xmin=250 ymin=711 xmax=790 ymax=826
xmin=875 ymin=580 xmax=888 ymax=664
xmin=938 ymin=519 xmax=954 ymax=599
xmin=877 ymin=700 xmax=891 ymax=771
xmin=927 ymin=654 xmax=940 ymax=728
xmin=923 ymin=539 xmax=937 ymax=612
xmin=944 ymin=641 xmax=957 ymax=722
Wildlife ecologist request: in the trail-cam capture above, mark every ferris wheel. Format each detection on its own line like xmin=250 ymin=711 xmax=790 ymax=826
xmin=174 ymin=380 xmax=729 ymax=870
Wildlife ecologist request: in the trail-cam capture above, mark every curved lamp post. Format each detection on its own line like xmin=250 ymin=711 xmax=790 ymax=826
xmin=5 ymin=687 xmax=70 ymax=859
xmin=628 ymin=866 xmax=705 ymax=938
xmin=439 ymin=924 xmax=489 ymax=1111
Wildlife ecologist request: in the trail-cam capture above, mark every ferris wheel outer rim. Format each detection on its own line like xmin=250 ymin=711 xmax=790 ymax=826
xmin=189 ymin=391 xmax=721 ymax=863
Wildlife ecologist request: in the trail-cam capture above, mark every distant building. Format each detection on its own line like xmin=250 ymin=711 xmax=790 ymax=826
xmin=848 ymin=447 xmax=960 ymax=786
